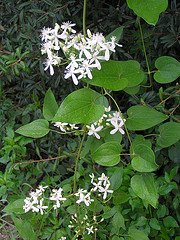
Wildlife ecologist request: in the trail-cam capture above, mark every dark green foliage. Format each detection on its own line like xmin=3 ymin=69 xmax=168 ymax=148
xmin=0 ymin=0 xmax=179 ymax=239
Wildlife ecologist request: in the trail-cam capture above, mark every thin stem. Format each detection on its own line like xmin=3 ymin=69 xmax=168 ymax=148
xmin=83 ymin=0 xmax=87 ymax=37
xmin=104 ymin=90 xmax=134 ymax=153
xmin=137 ymin=17 xmax=152 ymax=87
xmin=14 ymin=155 xmax=67 ymax=167
xmin=73 ymin=132 xmax=86 ymax=192
xmin=50 ymin=129 xmax=83 ymax=135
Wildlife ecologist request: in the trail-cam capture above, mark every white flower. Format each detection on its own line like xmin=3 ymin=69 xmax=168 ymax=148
xmin=59 ymin=237 xmax=66 ymax=240
xmin=41 ymin=21 xmax=119 ymax=84
xmin=41 ymin=41 xmax=53 ymax=58
xmin=44 ymin=58 xmax=55 ymax=75
xmin=98 ymin=184 xmax=113 ymax=200
xmin=41 ymin=27 xmax=53 ymax=42
xmin=107 ymin=111 xmax=126 ymax=135
xmin=64 ymin=67 xmax=80 ymax=85
xmin=91 ymin=181 xmax=102 ymax=192
xmin=98 ymin=173 xmax=110 ymax=186
xmin=86 ymin=226 xmax=94 ymax=235
xmin=49 ymin=188 xmax=66 ymax=209
xmin=89 ymin=173 xmax=95 ymax=184
xmin=69 ymin=124 xmax=79 ymax=130
xmin=66 ymin=55 xmax=81 ymax=69
xmin=23 ymin=197 xmax=37 ymax=213
xmin=87 ymin=124 xmax=103 ymax=139
xmin=75 ymin=189 xmax=94 ymax=206
xmin=110 ymin=120 xmax=125 ymax=135
xmin=54 ymin=122 xmax=68 ymax=132
xmin=37 ymin=198 xmax=48 ymax=215
xmin=36 ymin=185 xmax=48 ymax=195
xmin=61 ymin=21 xmax=76 ymax=33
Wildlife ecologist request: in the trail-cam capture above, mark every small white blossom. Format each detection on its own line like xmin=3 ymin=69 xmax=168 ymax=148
xmin=107 ymin=111 xmax=126 ymax=135
xmin=37 ymin=198 xmax=48 ymax=215
xmin=90 ymin=173 xmax=113 ymax=199
xmin=59 ymin=237 xmax=66 ymax=240
xmin=75 ymin=189 xmax=94 ymax=206
xmin=49 ymin=188 xmax=66 ymax=209
xmin=86 ymin=226 xmax=94 ymax=235
xmin=98 ymin=184 xmax=113 ymax=200
xmin=87 ymin=124 xmax=103 ymax=139
xmin=54 ymin=122 xmax=68 ymax=132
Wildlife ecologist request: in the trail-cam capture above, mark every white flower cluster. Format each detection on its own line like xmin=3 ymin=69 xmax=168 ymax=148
xmin=90 ymin=173 xmax=113 ymax=199
xmin=54 ymin=122 xmax=78 ymax=133
xmin=75 ymin=173 xmax=113 ymax=207
xmin=53 ymin=107 xmax=126 ymax=139
xmin=23 ymin=186 xmax=66 ymax=215
xmin=41 ymin=21 xmax=121 ymax=84
xmin=87 ymin=108 xmax=126 ymax=139
xmin=49 ymin=188 xmax=67 ymax=209
xmin=68 ymin=214 xmax=102 ymax=237
xmin=23 ymin=174 xmax=112 ymax=216
xmin=23 ymin=185 xmax=48 ymax=215
xmin=75 ymin=189 xmax=94 ymax=206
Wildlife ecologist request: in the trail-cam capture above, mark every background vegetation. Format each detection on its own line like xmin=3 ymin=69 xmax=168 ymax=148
xmin=0 ymin=0 xmax=179 ymax=239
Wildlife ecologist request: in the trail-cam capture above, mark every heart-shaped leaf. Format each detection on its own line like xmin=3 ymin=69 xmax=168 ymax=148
xmin=84 ymin=60 xmax=144 ymax=91
xmin=127 ymin=0 xmax=168 ymax=25
xmin=92 ymin=141 xmax=121 ymax=166
xmin=132 ymin=144 xmax=158 ymax=172
xmin=154 ymin=56 xmax=180 ymax=83
xmin=157 ymin=122 xmax=180 ymax=148
xmin=53 ymin=88 xmax=108 ymax=125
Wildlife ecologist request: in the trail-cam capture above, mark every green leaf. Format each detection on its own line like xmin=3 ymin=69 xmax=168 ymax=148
xmin=12 ymin=217 xmax=37 ymax=240
xmin=131 ymin=174 xmax=158 ymax=208
xmin=3 ymin=199 xmax=25 ymax=214
xmin=163 ymin=216 xmax=179 ymax=228
xmin=126 ymin=0 xmax=168 ymax=25
xmin=106 ymin=26 xmax=124 ymax=42
xmin=157 ymin=122 xmax=180 ymax=148
xmin=124 ymin=85 xmax=140 ymax=95
xmin=112 ymin=211 xmax=126 ymax=234
xmin=126 ymin=105 xmax=168 ymax=130
xmin=154 ymin=56 xmax=180 ymax=83
xmin=92 ymin=141 xmax=121 ymax=166
xmin=113 ymin=190 xmax=129 ymax=205
xmin=16 ymin=119 xmax=50 ymax=138
xmin=149 ymin=218 xmax=161 ymax=230
xmin=53 ymin=88 xmax=108 ymax=124
xmin=128 ymin=226 xmax=149 ymax=240
xmin=132 ymin=144 xmax=158 ymax=172
xmin=110 ymin=167 xmax=123 ymax=190
xmin=43 ymin=88 xmax=58 ymax=121
xmin=84 ymin=60 xmax=144 ymax=91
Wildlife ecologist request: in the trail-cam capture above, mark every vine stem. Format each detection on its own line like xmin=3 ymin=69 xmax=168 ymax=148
xmin=83 ymin=0 xmax=87 ymax=38
xmin=104 ymin=90 xmax=134 ymax=153
xmin=137 ymin=17 xmax=152 ymax=87
xmin=73 ymin=132 xmax=86 ymax=193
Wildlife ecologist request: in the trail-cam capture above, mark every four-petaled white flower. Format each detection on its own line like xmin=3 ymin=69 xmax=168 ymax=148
xmin=75 ymin=189 xmax=94 ymax=206
xmin=90 ymin=173 xmax=113 ymax=199
xmin=98 ymin=183 xmax=114 ymax=200
xmin=49 ymin=188 xmax=66 ymax=209
xmin=37 ymin=198 xmax=48 ymax=215
xmin=107 ymin=111 xmax=126 ymax=135
xmin=87 ymin=124 xmax=103 ymax=139
xmin=86 ymin=226 xmax=94 ymax=235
